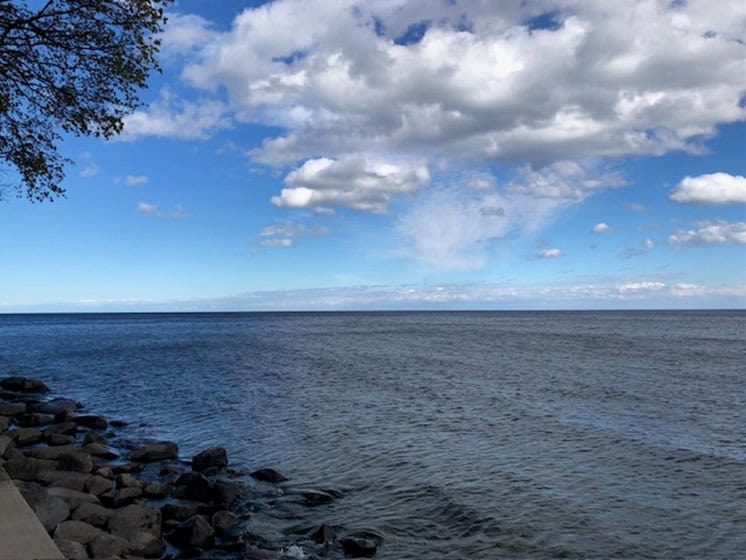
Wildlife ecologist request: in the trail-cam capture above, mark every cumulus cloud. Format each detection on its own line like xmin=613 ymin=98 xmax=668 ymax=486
xmin=593 ymin=222 xmax=614 ymax=234
xmin=136 ymin=202 xmax=189 ymax=219
xmin=669 ymin=172 xmax=746 ymax=204
xmin=125 ymin=175 xmax=149 ymax=186
xmin=122 ymin=90 xmax=231 ymax=140
xmin=272 ymin=156 xmax=430 ymax=213
xmin=160 ymin=13 xmax=216 ymax=57
xmin=668 ymin=220 xmax=746 ymax=246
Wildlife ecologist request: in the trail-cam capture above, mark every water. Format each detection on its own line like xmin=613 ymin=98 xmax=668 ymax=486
xmin=1 ymin=311 xmax=744 ymax=558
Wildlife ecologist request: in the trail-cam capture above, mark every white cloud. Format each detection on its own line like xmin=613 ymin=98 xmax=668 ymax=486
xmin=508 ymin=161 xmax=626 ymax=200
xmin=539 ymin=248 xmax=564 ymax=258
xmin=122 ymin=90 xmax=231 ymax=140
xmin=670 ymin=172 xmax=746 ymax=204
xmin=259 ymin=238 xmax=294 ymax=247
xmin=126 ymin=175 xmax=149 ymax=186
xmin=272 ymin=156 xmax=430 ymax=213
xmin=593 ymin=222 xmax=614 ymax=234
xmin=644 ymin=238 xmax=655 ymax=249
xmin=136 ymin=202 xmax=189 ymax=219
xmin=618 ymin=281 xmax=666 ymax=293
xmin=259 ymin=223 xmax=330 ymax=238
xmin=668 ymin=220 xmax=746 ymax=246
xmin=79 ymin=164 xmax=100 ymax=178
xmin=160 ymin=13 xmax=216 ymax=57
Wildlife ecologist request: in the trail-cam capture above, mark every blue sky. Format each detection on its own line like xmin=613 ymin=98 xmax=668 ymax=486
xmin=1 ymin=0 xmax=745 ymax=311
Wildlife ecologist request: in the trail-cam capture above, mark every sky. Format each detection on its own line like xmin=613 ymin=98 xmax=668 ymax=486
xmin=1 ymin=0 xmax=745 ymax=311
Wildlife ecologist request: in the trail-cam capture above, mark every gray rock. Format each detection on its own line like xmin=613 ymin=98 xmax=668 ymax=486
xmin=54 ymin=520 xmax=106 ymax=545
xmin=130 ymin=441 xmax=178 ymax=462
xmin=166 ymin=515 xmax=214 ymax=548
xmin=53 ymin=538 xmax=89 ymax=560
xmin=56 ymin=451 xmax=93 ymax=473
xmin=161 ymin=502 xmax=201 ymax=522
xmin=43 ymin=421 xmax=78 ymax=436
xmin=0 ymin=401 xmax=27 ymax=416
xmin=72 ymin=502 xmax=113 ymax=529
xmin=16 ymin=481 xmax=71 ymax=533
xmin=35 ymin=398 xmax=78 ymax=417
xmin=85 ymin=475 xmax=114 ymax=496
xmin=108 ymin=504 xmax=161 ymax=536
xmin=175 ymin=472 xmax=211 ymax=502
xmin=37 ymin=470 xmax=90 ymax=492
xmin=115 ymin=529 xmax=164 ymax=558
xmin=83 ymin=443 xmax=119 ymax=460
xmin=143 ymin=482 xmax=171 ymax=499
xmin=211 ymin=479 xmax=244 ymax=507
xmin=94 ymin=465 xmax=114 ymax=479
xmin=116 ymin=473 xmax=145 ymax=489
xmin=340 ymin=536 xmax=378 ymax=557
xmin=192 ymin=447 xmax=228 ymax=472
xmin=8 ymin=426 xmax=43 ymax=445
xmin=48 ymin=433 xmax=76 ymax=446
xmin=83 ymin=431 xmax=106 ymax=445
xmin=0 ymin=434 xmax=12 ymax=457
xmin=17 ymin=412 xmax=56 ymax=427
xmin=73 ymin=415 xmax=108 ymax=430
xmin=0 ymin=415 xmax=9 ymax=432
xmin=250 ymin=468 xmax=289 ymax=483
xmin=27 ymin=445 xmax=76 ymax=460
xmin=89 ymin=532 xmax=129 ymax=558
xmin=0 ymin=376 xmax=50 ymax=393
xmin=47 ymin=486 xmax=101 ymax=509
xmin=100 ymin=486 xmax=144 ymax=508
xmin=211 ymin=510 xmax=240 ymax=535
xmin=4 ymin=457 xmax=56 ymax=480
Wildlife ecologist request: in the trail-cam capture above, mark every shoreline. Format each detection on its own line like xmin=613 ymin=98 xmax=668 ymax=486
xmin=0 ymin=376 xmax=381 ymax=559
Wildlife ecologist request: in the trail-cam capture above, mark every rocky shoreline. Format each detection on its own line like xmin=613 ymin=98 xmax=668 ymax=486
xmin=0 ymin=376 xmax=381 ymax=559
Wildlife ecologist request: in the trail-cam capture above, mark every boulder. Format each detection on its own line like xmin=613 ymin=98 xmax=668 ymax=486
xmin=94 ymin=465 xmax=114 ymax=479
xmin=84 ymin=475 xmax=113 ymax=496
xmin=34 ymin=398 xmax=78 ymax=417
xmin=250 ymin=468 xmax=289 ymax=483
xmin=166 ymin=515 xmax=214 ymax=548
xmin=16 ymin=481 xmax=71 ymax=533
xmin=89 ymin=532 xmax=130 ymax=558
xmin=211 ymin=510 xmax=240 ymax=535
xmin=175 ymin=472 xmax=211 ymax=502
xmin=130 ymin=441 xmax=178 ymax=462
xmin=83 ymin=442 xmax=119 ymax=460
xmin=116 ymin=473 xmax=146 ymax=489
xmin=192 ymin=447 xmax=228 ymax=472
xmin=17 ymin=412 xmax=55 ymax=427
xmin=340 ymin=536 xmax=378 ymax=557
xmin=27 ymin=445 xmax=76 ymax=460
xmin=114 ymin=529 xmax=164 ymax=558
xmin=161 ymin=502 xmax=202 ymax=522
xmin=43 ymin=421 xmax=78 ymax=436
xmin=100 ymin=486 xmax=143 ymax=508
xmin=47 ymin=486 xmax=100 ymax=509
xmin=56 ymin=451 xmax=93 ymax=474
xmin=73 ymin=415 xmax=108 ymax=430
xmin=143 ymin=482 xmax=171 ymax=499
xmin=9 ymin=427 xmax=43 ymax=446
xmin=114 ymin=462 xmax=144 ymax=474
xmin=54 ymin=520 xmax=106 ymax=545
xmin=37 ymin=470 xmax=90 ymax=492
xmin=72 ymin=502 xmax=113 ymax=529
xmin=0 ymin=376 xmax=50 ymax=393
xmin=0 ymin=434 xmax=12 ymax=457
xmin=53 ymin=538 xmax=89 ymax=560
xmin=108 ymin=504 xmax=161 ymax=536
xmin=0 ymin=401 xmax=27 ymax=416
xmin=0 ymin=416 xmax=9 ymax=432
xmin=210 ymin=479 xmax=244 ymax=507
xmin=4 ymin=457 xmax=56 ymax=480
xmin=48 ymin=433 xmax=76 ymax=446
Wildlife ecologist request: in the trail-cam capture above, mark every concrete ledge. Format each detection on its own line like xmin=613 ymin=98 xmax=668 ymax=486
xmin=0 ymin=468 xmax=64 ymax=560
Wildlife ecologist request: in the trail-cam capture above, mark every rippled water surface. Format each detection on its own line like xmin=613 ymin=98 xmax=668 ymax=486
xmin=1 ymin=311 xmax=745 ymax=558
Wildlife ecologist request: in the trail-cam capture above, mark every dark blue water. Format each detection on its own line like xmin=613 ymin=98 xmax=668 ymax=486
xmin=1 ymin=311 xmax=744 ymax=558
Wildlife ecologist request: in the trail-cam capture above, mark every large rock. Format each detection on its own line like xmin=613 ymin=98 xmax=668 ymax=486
xmin=17 ymin=412 xmax=56 ymax=427
xmin=250 ymin=468 xmax=289 ymax=483
xmin=89 ymin=532 xmax=130 ymax=558
xmin=340 ymin=536 xmax=378 ymax=557
xmin=0 ymin=415 xmax=9 ymax=432
xmin=16 ymin=481 xmax=71 ymax=533
xmin=54 ymin=520 xmax=106 ymax=545
xmin=109 ymin=504 xmax=161 ymax=535
xmin=73 ymin=415 xmax=108 ymax=430
xmin=211 ymin=510 xmax=240 ymax=535
xmin=34 ymin=398 xmax=78 ymax=417
xmin=72 ymin=502 xmax=113 ymax=529
xmin=115 ymin=529 xmax=164 ymax=558
xmin=4 ymin=457 xmax=56 ymax=480
xmin=131 ymin=441 xmax=178 ymax=462
xmin=47 ymin=486 xmax=100 ymax=509
xmin=166 ymin=515 xmax=214 ymax=548
xmin=48 ymin=433 xmax=76 ymax=446
xmin=82 ymin=442 xmax=119 ymax=460
xmin=8 ymin=427 xmax=43 ymax=445
xmin=192 ymin=447 xmax=228 ymax=472
xmin=116 ymin=473 xmax=146 ymax=489
xmin=0 ymin=434 xmax=12 ymax=457
xmin=162 ymin=502 xmax=202 ymax=522
xmin=0 ymin=376 xmax=50 ymax=393
xmin=211 ymin=479 xmax=244 ymax=507
xmin=53 ymin=538 xmax=89 ymax=560
xmin=56 ymin=451 xmax=93 ymax=474
xmin=0 ymin=400 xmax=27 ymax=416
xmin=175 ymin=472 xmax=211 ymax=502
xmin=27 ymin=444 xmax=76 ymax=460
xmin=36 ymin=470 xmax=90 ymax=492
xmin=143 ymin=482 xmax=171 ymax=499
xmin=85 ymin=475 xmax=114 ymax=496
xmin=100 ymin=486 xmax=143 ymax=508
xmin=43 ymin=421 xmax=78 ymax=436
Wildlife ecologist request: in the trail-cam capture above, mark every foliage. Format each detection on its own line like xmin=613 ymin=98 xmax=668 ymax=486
xmin=0 ymin=0 xmax=170 ymax=201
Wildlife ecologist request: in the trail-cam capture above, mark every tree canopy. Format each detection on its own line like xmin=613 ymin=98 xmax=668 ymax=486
xmin=0 ymin=0 xmax=170 ymax=201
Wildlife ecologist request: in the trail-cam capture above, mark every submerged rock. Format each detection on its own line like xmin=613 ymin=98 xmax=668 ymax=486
xmin=250 ymin=468 xmax=289 ymax=483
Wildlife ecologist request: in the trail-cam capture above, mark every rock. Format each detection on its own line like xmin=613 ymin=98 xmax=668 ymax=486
xmin=162 ymin=502 xmax=201 ymax=522
xmin=100 ymin=486 xmax=143 ymax=508
xmin=116 ymin=473 xmax=146 ymax=489
xmin=192 ymin=447 xmax=228 ymax=472
xmin=175 ymin=472 xmax=211 ymax=502
xmin=211 ymin=480 xmax=244 ymax=507
xmin=0 ymin=434 xmax=12 ymax=457
xmin=0 ymin=400 xmax=27 ymax=416
xmin=94 ymin=465 xmax=114 ymax=479
xmin=108 ymin=504 xmax=161 ymax=536
xmin=166 ymin=515 xmax=214 ymax=548
xmin=340 ymin=536 xmax=378 ymax=557
xmin=53 ymin=538 xmax=89 ymax=560
xmin=159 ymin=464 xmax=182 ymax=478
xmin=84 ymin=475 xmax=113 ymax=496
xmin=116 ymin=529 xmax=164 ymax=558
xmin=83 ymin=431 xmax=107 ymax=445
xmin=8 ymin=426 xmax=43 ymax=445
xmin=49 ymin=433 xmax=76 ymax=446
xmin=56 ymin=451 xmax=94 ymax=474
xmin=37 ymin=470 xmax=90 ymax=492
xmin=83 ymin=442 xmax=119 ymax=460
xmin=27 ymin=445 xmax=76 ymax=460
xmin=0 ymin=415 xmax=9 ymax=432
xmin=130 ymin=441 xmax=178 ymax=462
xmin=43 ymin=421 xmax=78 ymax=436
xmin=310 ymin=523 xmax=336 ymax=544
xmin=34 ymin=398 xmax=78 ymax=417
xmin=211 ymin=510 xmax=240 ymax=535
xmin=72 ymin=502 xmax=113 ymax=529
xmin=114 ymin=462 xmax=144 ymax=474
xmin=47 ymin=486 xmax=100 ymax=509
xmin=250 ymin=468 xmax=289 ymax=483
xmin=300 ymin=489 xmax=336 ymax=506
xmin=17 ymin=412 xmax=56 ymax=427
xmin=89 ymin=532 xmax=130 ymax=558
xmin=16 ymin=481 xmax=71 ymax=533
xmin=4 ymin=457 xmax=56 ymax=480
xmin=110 ymin=419 xmax=128 ymax=428
xmin=73 ymin=415 xmax=108 ymax=430
xmin=143 ymin=482 xmax=171 ymax=499
xmin=0 ymin=376 xmax=50 ymax=393
xmin=54 ymin=520 xmax=106 ymax=545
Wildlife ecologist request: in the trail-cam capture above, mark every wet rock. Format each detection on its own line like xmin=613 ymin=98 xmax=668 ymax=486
xmin=85 ymin=475 xmax=114 ymax=496
xmin=0 ymin=400 xmax=27 ymax=416
xmin=114 ymin=462 xmax=144 ymax=474
xmin=340 ymin=536 xmax=378 ymax=557
xmin=192 ymin=447 xmax=228 ymax=472
xmin=175 ymin=472 xmax=212 ymax=502
xmin=47 ymin=486 xmax=101 ymax=509
xmin=211 ymin=479 xmax=244 ymax=507
xmin=56 ymin=451 xmax=93 ymax=474
xmin=83 ymin=431 xmax=107 ymax=445
xmin=130 ymin=441 xmax=178 ymax=462
xmin=159 ymin=464 xmax=182 ymax=478
xmin=53 ymin=538 xmax=89 ymax=560
xmin=43 ymin=421 xmax=78 ymax=437
xmin=162 ymin=502 xmax=202 ymax=522
xmin=17 ymin=412 xmax=56 ymax=427
xmin=83 ymin=442 xmax=119 ymax=460
xmin=72 ymin=502 xmax=113 ymax=529
xmin=116 ymin=473 xmax=146 ymax=489
xmin=54 ymin=520 xmax=106 ymax=545
xmin=211 ymin=510 xmax=239 ymax=535
xmin=310 ymin=523 xmax=336 ymax=544
xmin=300 ymin=489 xmax=336 ymax=506
xmin=48 ymin=433 xmax=76 ymax=446
xmin=110 ymin=419 xmax=128 ymax=428
xmin=100 ymin=486 xmax=143 ymax=508
xmin=73 ymin=415 xmax=108 ymax=430
xmin=0 ymin=376 xmax=50 ymax=393
xmin=34 ymin=398 xmax=78 ymax=417
xmin=16 ymin=481 xmax=71 ymax=533
xmin=89 ymin=532 xmax=130 ymax=558
xmin=9 ymin=426 xmax=43 ymax=445
xmin=166 ymin=515 xmax=214 ymax=548
xmin=250 ymin=468 xmax=289 ymax=483
xmin=143 ymin=482 xmax=171 ymax=499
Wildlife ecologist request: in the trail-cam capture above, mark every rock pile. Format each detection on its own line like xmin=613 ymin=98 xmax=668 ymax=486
xmin=0 ymin=376 xmax=381 ymax=559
